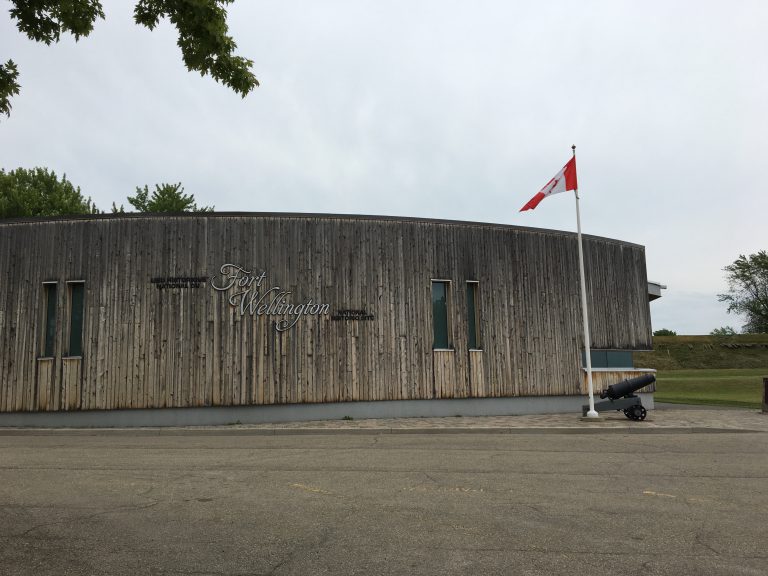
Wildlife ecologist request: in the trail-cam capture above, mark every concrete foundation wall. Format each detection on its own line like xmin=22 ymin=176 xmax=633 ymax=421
xmin=0 ymin=394 xmax=655 ymax=428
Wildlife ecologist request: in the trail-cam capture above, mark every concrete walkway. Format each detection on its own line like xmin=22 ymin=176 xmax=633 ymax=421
xmin=2 ymin=406 xmax=766 ymax=435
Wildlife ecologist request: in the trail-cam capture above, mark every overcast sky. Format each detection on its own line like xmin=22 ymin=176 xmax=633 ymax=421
xmin=2 ymin=1 xmax=765 ymax=334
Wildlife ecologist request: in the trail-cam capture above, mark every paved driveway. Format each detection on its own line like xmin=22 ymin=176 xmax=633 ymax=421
xmin=1 ymin=432 xmax=767 ymax=575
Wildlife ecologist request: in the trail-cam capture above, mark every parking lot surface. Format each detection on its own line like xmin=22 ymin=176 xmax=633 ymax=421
xmin=2 ymin=423 xmax=767 ymax=575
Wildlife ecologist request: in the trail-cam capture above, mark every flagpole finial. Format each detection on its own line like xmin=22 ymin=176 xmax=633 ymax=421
xmin=571 ymin=144 xmax=576 ymax=155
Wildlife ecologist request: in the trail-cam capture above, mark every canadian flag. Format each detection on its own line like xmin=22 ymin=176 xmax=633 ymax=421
xmin=519 ymin=156 xmax=578 ymax=211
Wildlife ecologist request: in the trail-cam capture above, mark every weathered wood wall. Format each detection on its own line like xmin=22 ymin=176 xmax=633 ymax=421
xmin=0 ymin=214 xmax=653 ymax=412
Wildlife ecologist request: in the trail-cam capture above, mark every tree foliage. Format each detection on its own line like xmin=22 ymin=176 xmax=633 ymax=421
xmin=710 ymin=326 xmax=737 ymax=336
xmin=653 ymin=328 xmax=677 ymax=336
xmin=133 ymin=0 xmax=257 ymax=97
xmin=0 ymin=60 xmax=20 ymax=118
xmin=1 ymin=0 xmax=258 ymax=120
xmin=718 ymin=251 xmax=768 ymax=334
xmin=9 ymin=0 xmax=105 ymax=44
xmin=126 ymin=182 xmax=213 ymax=212
xmin=0 ymin=167 xmax=98 ymax=217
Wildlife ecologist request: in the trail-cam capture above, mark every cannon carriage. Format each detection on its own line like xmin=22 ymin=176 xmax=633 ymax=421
xmin=582 ymin=373 xmax=656 ymax=421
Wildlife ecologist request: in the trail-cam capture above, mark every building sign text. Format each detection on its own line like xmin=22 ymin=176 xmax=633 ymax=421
xmin=331 ymin=309 xmax=375 ymax=321
xmin=151 ymin=276 xmax=207 ymax=289
xmin=210 ymin=264 xmax=330 ymax=332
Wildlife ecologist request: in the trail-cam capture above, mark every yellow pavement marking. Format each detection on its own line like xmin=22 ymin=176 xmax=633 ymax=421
xmin=643 ymin=490 xmax=677 ymax=498
xmin=289 ymin=483 xmax=332 ymax=495
xmin=404 ymin=486 xmax=485 ymax=493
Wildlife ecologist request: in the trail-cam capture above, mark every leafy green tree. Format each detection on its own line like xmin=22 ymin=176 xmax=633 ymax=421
xmin=0 ymin=167 xmax=98 ymax=217
xmin=126 ymin=182 xmax=213 ymax=212
xmin=718 ymin=251 xmax=768 ymax=333
xmin=1 ymin=0 xmax=258 ymax=119
xmin=710 ymin=326 xmax=737 ymax=336
xmin=653 ymin=328 xmax=677 ymax=336
xmin=0 ymin=60 xmax=20 ymax=118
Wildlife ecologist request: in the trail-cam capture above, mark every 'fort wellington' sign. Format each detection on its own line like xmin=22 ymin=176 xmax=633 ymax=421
xmin=210 ymin=264 xmax=330 ymax=331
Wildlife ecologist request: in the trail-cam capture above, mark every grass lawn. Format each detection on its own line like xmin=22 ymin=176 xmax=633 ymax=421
xmin=655 ymin=368 xmax=768 ymax=409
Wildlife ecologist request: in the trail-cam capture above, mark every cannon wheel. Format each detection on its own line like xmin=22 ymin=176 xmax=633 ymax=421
xmin=623 ymin=406 xmax=647 ymax=421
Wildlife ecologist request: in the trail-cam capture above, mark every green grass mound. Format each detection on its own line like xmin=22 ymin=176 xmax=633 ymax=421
xmin=637 ymin=335 xmax=767 ymax=409
xmin=635 ymin=334 xmax=768 ymax=370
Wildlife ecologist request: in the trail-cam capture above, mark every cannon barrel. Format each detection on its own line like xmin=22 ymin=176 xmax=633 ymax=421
xmin=599 ymin=374 xmax=656 ymax=400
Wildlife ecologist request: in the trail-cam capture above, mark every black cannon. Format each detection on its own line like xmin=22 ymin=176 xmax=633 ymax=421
xmin=582 ymin=373 xmax=655 ymax=421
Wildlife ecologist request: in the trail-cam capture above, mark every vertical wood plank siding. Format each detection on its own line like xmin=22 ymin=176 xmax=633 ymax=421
xmin=0 ymin=214 xmax=653 ymax=412
xmin=580 ymin=370 xmax=656 ymax=395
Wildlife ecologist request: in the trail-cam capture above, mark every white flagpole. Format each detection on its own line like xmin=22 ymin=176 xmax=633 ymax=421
xmin=573 ymin=145 xmax=599 ymax=418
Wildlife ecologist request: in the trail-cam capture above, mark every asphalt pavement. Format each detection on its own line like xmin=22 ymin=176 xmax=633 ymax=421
xmin=1 ymin=411 xmax=767 ymax=576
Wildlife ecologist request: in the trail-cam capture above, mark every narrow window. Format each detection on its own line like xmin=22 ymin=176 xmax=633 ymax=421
xmin=466 ymin=281 xmax=480 ymax=350
xmin=67 ymin=282 xmax=85 ymax=357
xmin=582 ymin=350 xmax=634 ymax=369
xmin=431 ymin=280 xmax=451 ymax=349
xmin=607 ymin=350 xmax=633 ymax=368
xmin=42 ymin=282 xmax=57 ymax=357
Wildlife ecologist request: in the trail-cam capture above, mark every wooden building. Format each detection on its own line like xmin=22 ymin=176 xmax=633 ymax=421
xmin=0 ymin=213 xmax=655 ymax=426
